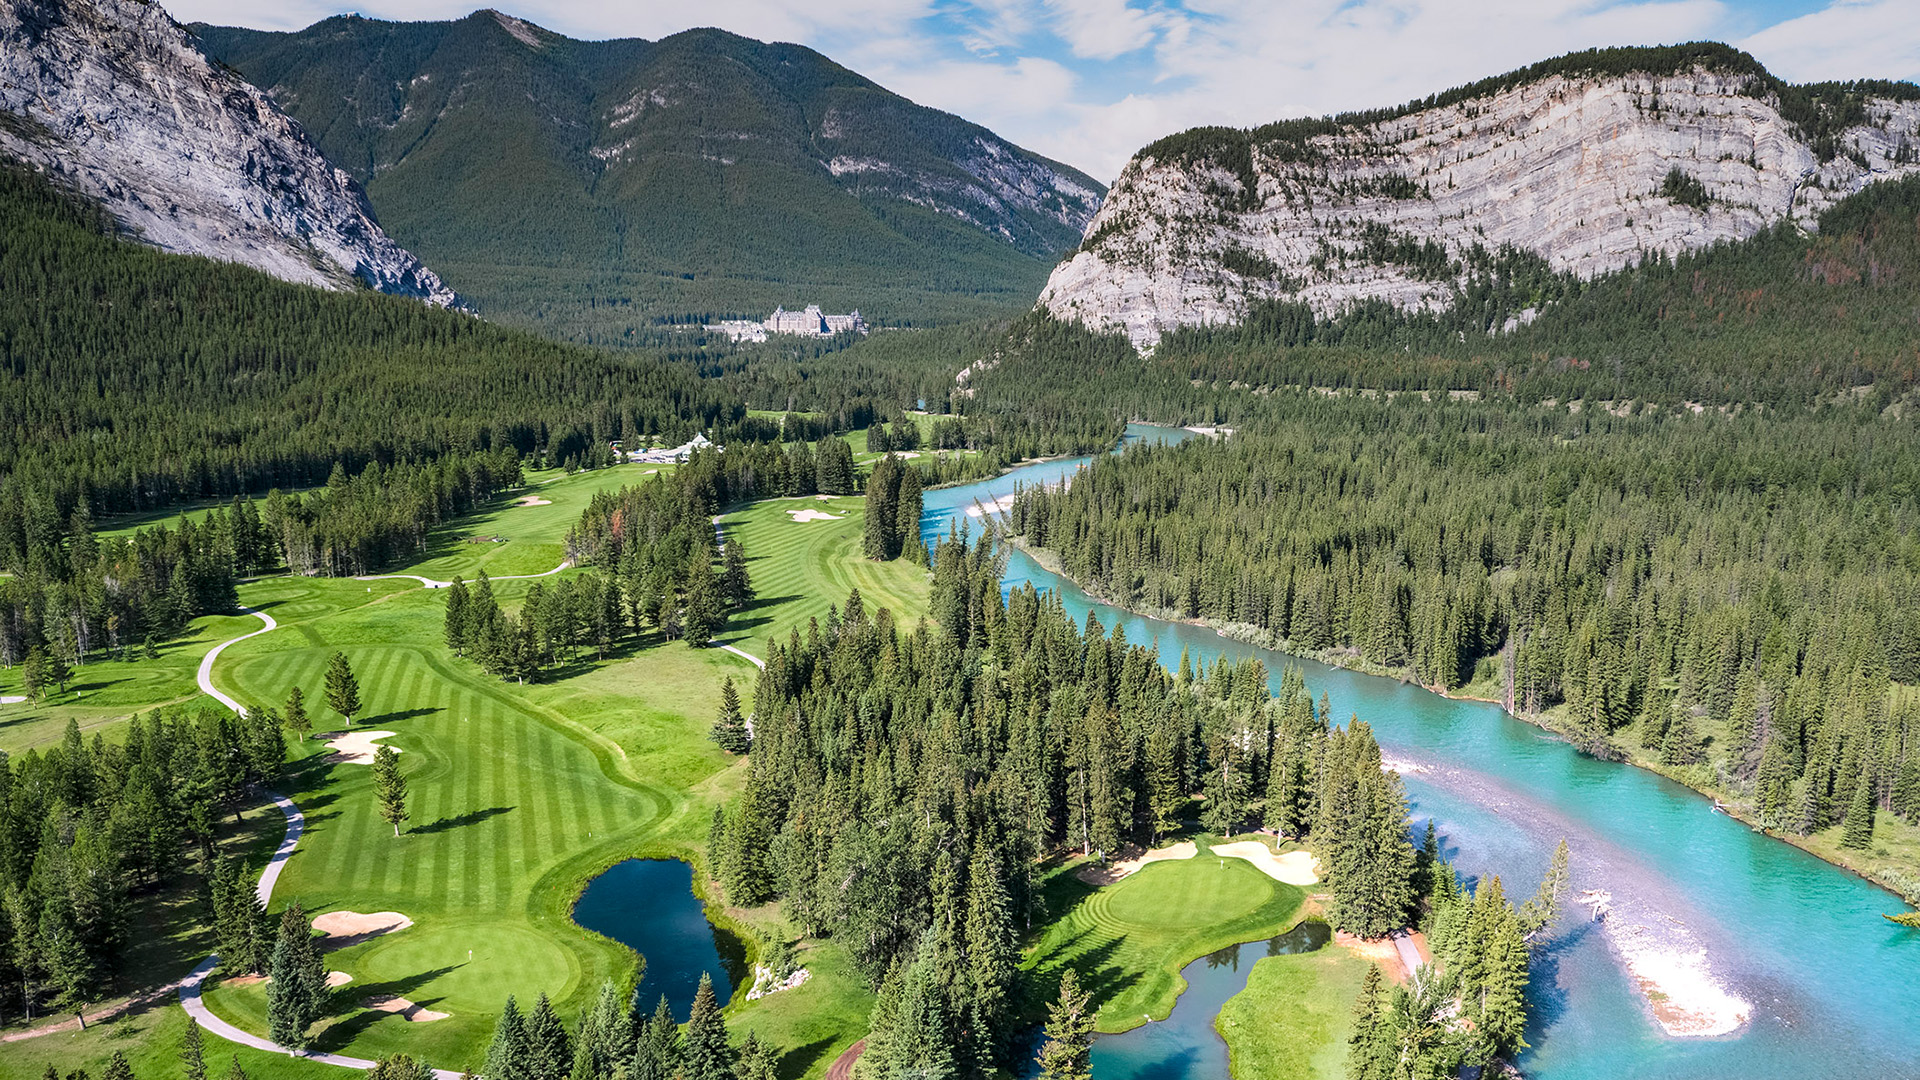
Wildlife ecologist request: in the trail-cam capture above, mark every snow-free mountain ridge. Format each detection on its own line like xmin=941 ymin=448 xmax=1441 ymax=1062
xmin=1042 ymin=45 xmax=1920 ymax=349
xmin=0 ymin=0 xmax=457 ymax=304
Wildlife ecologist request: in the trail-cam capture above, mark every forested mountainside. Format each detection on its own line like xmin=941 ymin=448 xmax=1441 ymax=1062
xmin=193 ymin=12 xmax=1104 ymax=339
xmin=1042 ymin=42 xmax=1920 ymax=348
xmin=0 ymin=0 xmax=455 ymax=303
xmin=0 ymin=162 xmax=732 ymax=532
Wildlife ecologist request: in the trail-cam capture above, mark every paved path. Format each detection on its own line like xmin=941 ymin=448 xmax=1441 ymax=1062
xmin=196 ymin=607 xmax=277 ymax=713
xmin=711 ymin=641 xmax=765 ymax=670
xmin=183 ymin=608 xmax=465 ymax=1077
xmin=355 ymin=559 xmax=572 ymax=590
xmin=1389 ymin=929 xmax=1425 ymax=979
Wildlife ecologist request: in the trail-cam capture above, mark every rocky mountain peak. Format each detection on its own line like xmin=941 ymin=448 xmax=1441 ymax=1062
xmin=0 ymin=0 xmax=458 ymax=304
xmin=1042 ymin=47 xmax=1920 ymax=349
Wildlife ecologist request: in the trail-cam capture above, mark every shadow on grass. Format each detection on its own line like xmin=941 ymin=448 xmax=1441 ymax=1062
xmin=311 ymin=964 xmax=465 ymax=1052
xmin=778 ymin=1037 xmax=837 ymax=1080
xmin=411 ymin=806 xmax=515 ymax=835
xmin=368 ymin=706 xmax=441 ymax=725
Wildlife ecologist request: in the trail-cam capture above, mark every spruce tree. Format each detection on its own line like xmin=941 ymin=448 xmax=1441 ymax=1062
xmin=182 ymin=1016 xmax=208 ymax=1080
xmin=444 ymin=577 xmax=471 ymax=656
xmin=324 ymin=652 xmax=361 ymax=726
xmin=683 ymin=972 xmax=734 ymax=1080
xmin=864 ymin=456 xmax=898 ymax=561
xmin=483 ymin=996 xmax=532 ymax=1080
xmin=1520 ymin=839 xmax=1571 ymax=936
xmin=223 ymin=1057 xmax=248 ymax=1080
xmin=720 ymin=542 xmax=753 ymax=609
xmin=632 ymin=995 xmax=681 ymax=1080
xmin=526 ymin=993 xmax=573 ymax=1080
xmin=265 ymin=901 xmax=327 ymax=1049
xmin=895 ymin=466 xmax=925 ymax=564
xmin=682 ymin=561 xmax=724 ymax=648
xmin=1034 ymin=968 xmax=1093 ymax=1080
xmin=1345 ymin=965 xmax=1389 ymax=1080
xmin=710 ymin=678 xmax=750 ymax=754
xmin=102 ymin=1051 xmax=133 ymax=1080
xmin=1842 ymin=775 xmax=1876 ymax=849
xmin=372 ymin=744 xmax=409 ymax=837
xmin=283 ymin=685 xmax=310 ymax=739
xmin=367 ymin=1055 xmax=431 ymax=1080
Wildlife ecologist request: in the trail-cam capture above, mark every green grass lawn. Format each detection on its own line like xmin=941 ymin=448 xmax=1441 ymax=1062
xmin=0 ymin=614 xmax=236 ymax=751
xmin=1214 ymin=945 xmax=1372 ymax=1080
xmin=1024 ymin=852 xmax=1308 ymax=1034
xmin=717 ymin=495 xmax=930 ymax=660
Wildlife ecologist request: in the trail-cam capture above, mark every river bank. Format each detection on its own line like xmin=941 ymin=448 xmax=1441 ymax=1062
xmin=1004 ymin=535 xmax=1920 ymax=915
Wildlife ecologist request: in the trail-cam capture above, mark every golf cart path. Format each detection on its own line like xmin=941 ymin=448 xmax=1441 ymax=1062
xmin=183 ymin=609 xmax=463 ymax=1078
xmin=355 ymin=559 xmax=573 ymax=590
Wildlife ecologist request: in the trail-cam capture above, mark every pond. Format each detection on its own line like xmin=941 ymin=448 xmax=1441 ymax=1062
xmin=572 ymin=858 xmax=735 ymax=1021
xmin=1086 ymin=921 xmax=1333 ymax=1080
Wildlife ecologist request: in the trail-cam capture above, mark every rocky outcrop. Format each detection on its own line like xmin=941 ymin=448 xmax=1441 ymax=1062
xmin=1043 ymin=63 xmax=1920 ymax=348
xmin=0 ymin=0 xmax=457 ymax=304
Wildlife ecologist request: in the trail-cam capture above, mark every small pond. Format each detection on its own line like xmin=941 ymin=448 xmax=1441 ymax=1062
xmin=573 ymin=858 xmax=736 ymax=1020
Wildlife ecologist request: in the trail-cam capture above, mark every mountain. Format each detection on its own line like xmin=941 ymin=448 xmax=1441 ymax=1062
xmin=0 ymin=0 xmax=456 ymax=304
xmin=1040 ymin=44 xmax=1920 ymax=348
xmin=192 ymin=12 xmax=1105 ymax=339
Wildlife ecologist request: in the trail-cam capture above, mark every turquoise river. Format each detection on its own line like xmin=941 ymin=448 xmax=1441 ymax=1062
xmin=921 ymin=425 xmax=1919 ymax=1080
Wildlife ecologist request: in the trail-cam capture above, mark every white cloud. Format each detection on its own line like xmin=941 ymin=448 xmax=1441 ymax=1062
xmin=1740 ymin=0 xmax=1920 ymax=84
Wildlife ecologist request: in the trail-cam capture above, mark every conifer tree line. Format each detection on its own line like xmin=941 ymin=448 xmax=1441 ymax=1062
xmin=1008 ymin=399 xmax=1920 ymax=849
xmin=1349 ymin=841 xmax=1571 ymax=1077
xmin=701 ymin=534 xmax=1467 ymax=1078
xmin=0 ymin=163 xmax=734 ymax=537
xmin=0 ymin=706 xmax=286 ymax=1021
xmin=477 ymin=973 xmax=780 ymax=1080
xmin=861 ymin=455 xmax=926 ymax=563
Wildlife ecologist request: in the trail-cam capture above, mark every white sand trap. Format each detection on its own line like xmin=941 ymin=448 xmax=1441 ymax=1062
xmin=1212 ymin=841 xmax=1322 ymax=885
xmin=787 ymin=508 xmax=843 ymax=523
xmin=894 ymin=451 xmax=922 ymax=459
xmin=312 ymin=910 xmax=414 ymax=943
xmin=321 ymin=730 xmax=400 ymax=766
xmin=364 ymin=995 xmax=449 ymax=1022
xmin=515 ymin=495 xmax=553 ymax=507
xmin=0 ymin=695 xmax=24 ymax=705
xmin=1077 ymin=840 xmax=1197 ymax=885
xmin=326 ymin=971 xmax=353 ymax=988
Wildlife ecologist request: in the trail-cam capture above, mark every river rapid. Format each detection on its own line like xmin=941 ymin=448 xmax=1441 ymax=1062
xmin=923 ymin=426 xmax=1920 ymax=1080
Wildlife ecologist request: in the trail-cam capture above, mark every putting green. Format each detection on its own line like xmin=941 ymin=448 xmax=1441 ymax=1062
xmin=346 ymin=919 xmax=578 ymax=1012
xmin=1026 ymin=853 xmax=1307 ymax=1033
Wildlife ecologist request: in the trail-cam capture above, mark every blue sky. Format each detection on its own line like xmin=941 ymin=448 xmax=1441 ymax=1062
xmin=171 ymin=0 xmax=1920 ymax=182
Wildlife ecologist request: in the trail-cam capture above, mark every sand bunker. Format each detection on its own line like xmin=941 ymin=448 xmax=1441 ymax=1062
xmin=1610 ymin=926 xmax=1751 ymax=1037
xmin=1212 ymin=841 xmax=1322 ymax=885
xmin=0 ymin=695 xmax=24 ymax=705
xmin=321 ymin=730 xmax=401 ymax=766
xmin=364 ymin=995 xmax=449 ymax=1022
xmin=326 ymin=971 xmax=353 ymax=988
xmin=1076 ymin=840 xmax=1197 ymax=885
xmin=787 ymin=508 xmax=843 ymax=523
xmin=313 ymin=910 xmax=414 ymax=947
xmin=515 ymin=496 xmax=553 ymax=507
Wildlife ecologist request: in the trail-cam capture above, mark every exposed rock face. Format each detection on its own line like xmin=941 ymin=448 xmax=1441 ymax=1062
xmin=0 ymin=0 xmax=457 ymax=304
xmin=1043 ymin=67 xmax=1920 ymax=348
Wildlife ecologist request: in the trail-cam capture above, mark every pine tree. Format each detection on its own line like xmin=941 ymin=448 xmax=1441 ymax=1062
xmin=720 ymin=542 xmax=754 ymax=609
xmin=1034 ymin=968 xmax=1093 ymax=1080
xmin=324 ymin=652 xmax=361 ymax=726
xmin=102 ymin=1051 xmax=133 ymax=1080
xmin=367 ymin=1055 xmax=431 ymax=1080
xmin=372 ymin=744 xmax=409 ymax=837
xmin=864 ymin=456 xmax=899 ymax=560
xmin=222 ymin=1057 xmax=247 ymax=1080
xmin=683 ymin=972 xmax=734 ymax=1080
xmin=710 ymin=678 xmax=750 ymax=754
xmin=265 ymin=901 xmax=327 ymax=1049
xmin=682 ymin=560 xmax=724 ymax=648
xmin=735 ymin=1033 xmax=778 ymax=1080
xmin=283 ymin=685 xmax=311 ymax=739
xmin=1842 ymin=775 xmax=1876 ymax=849
xmin=1519 ymin=839 xmax=1570 ymax=936
xmin=182 ymin=1016 xmax=208 ymax=1080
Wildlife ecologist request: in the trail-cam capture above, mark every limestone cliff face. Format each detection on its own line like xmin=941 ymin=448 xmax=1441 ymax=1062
xmin=1043 ymin=67 xmax=1920 ymax=348
xmin=0 ymin=0 xmax=457 ymax=304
